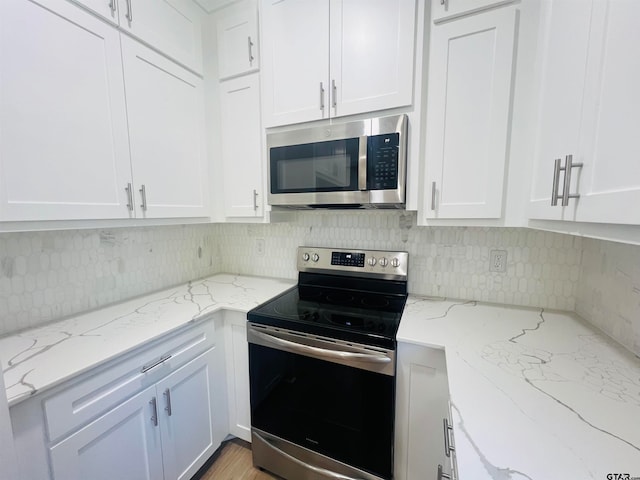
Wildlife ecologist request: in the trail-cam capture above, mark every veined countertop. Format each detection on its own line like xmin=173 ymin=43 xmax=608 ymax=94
xmin=1 ymin=275 xmax=639 ymax=479
xmin=398 ymin=296 xmax=640 ymax=480
xmin=0 ymin=274 xmax=294 ymax=407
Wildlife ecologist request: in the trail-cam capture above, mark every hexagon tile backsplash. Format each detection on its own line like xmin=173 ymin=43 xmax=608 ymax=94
xmin=0 ymin=211 xmax=638 ymax=356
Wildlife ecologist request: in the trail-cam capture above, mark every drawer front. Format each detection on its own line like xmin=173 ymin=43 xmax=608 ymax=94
xmin=44 ymin=318 xmax=217 ymax=442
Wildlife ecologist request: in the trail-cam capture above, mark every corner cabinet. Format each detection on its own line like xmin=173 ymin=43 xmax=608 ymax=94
xmin=219 ymin=73 xmax=264 ymax=218
xmin=529 ymin=0 xmax=640 ymax=226
xmin=422 ymin=3 xmax=517 ymax=220
xmin=260 ymin=0 xmax=416 ymax=127
xmin=0 ymin=0 xmax=208 ymax=223
xmin=394 ymin=342 xmax=457 ymax=480
xmin=216 ymin=0 xmax=260 ymax=80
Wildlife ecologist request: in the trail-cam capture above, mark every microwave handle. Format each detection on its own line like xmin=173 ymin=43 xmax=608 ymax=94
xmin=358 ymin=136 xmax=368 ymax=191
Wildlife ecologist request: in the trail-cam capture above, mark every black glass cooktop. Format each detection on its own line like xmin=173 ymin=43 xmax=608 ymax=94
xmin=248 ymin=276 xmax=407 ymax=349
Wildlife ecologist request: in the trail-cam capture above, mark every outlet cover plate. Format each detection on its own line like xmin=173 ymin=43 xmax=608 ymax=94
xmin=490 ymin=250 xmax=507 ymax=273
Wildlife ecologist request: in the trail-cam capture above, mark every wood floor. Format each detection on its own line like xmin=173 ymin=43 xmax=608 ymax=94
xmin=199 ymin=439 xmax=280 ymax=480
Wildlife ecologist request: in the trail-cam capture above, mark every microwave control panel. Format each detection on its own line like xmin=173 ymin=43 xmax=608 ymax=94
xmin=367 ymin=133 xmax=399 ymax=190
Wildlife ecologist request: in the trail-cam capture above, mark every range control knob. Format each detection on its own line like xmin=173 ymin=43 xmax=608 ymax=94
xmin=367 ymin=257 xmax=377 ymax=267
xmin=391 ymin=257 xmax=400 ymax=268
xmin=379 ymin=257 xmax=388 ymax=267
xmin=312 ymin=253 xmax=320 ymax=262
xmin=302 ymin=252 xmax=310 ymax=262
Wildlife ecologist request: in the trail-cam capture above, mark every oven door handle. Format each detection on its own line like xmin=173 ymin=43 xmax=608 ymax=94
xmin=252 ymin=330 xmax=391 ymax=365
xmin=254 ymin=431 xmax=364 ymax=480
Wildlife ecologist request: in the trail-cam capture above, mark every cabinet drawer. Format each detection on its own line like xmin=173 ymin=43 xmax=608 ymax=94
xmin=431 ymin=0 xmax=515 ymax=23
xmin=43 ymin=318 xmax=217 ymax=442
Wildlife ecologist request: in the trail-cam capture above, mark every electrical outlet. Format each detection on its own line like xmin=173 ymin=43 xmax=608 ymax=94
xmin=489 ymin=250 xmax=507 ymax=273
xmin=255 ymin=238 xmax=265 ymax=256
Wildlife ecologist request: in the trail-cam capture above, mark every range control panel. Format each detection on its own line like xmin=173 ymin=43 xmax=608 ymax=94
xmin=297 ymin=246 xmax=408 ymax=280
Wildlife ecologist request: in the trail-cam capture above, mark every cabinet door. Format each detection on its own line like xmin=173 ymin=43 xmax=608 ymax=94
xmin=0 ymin=0 xmax=132 ymax=221
xmin=394 ymin=343 xmax=453 ymax=480
xmin=217 ymin=0 xmax=259 ymax=80
xmin=121 ymin=36 xmax=208 ymax=219
xmin=157 ymin=348 xmax=217 ymax=480
xmin=117 ymin=0 xmax=204 ymax=74
xmin=423 ymin=7 xmax=516 ymax=219
xmin=49 ymin=386 xmax=163 ymax=480
xmin=573 ymin=0 xmax=640 ymax=225
xmin=329 ymin=0 xmax=415 ymax=118
xmin=220 ymin=74 xmax=264 ymax=218
xmin=528 ymin=0 xmax=593 ymax=221
xmin=261 ymin=0 xmax=330 ymax=127
xmin=431 ymin=0 xmax=514 ymax=22
xmin=224 ymin=311 xmax=251 ymax=441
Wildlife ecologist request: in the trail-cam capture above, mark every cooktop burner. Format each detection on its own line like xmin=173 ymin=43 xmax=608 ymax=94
xmin=248 ymin=247 xmax=409 ymax=349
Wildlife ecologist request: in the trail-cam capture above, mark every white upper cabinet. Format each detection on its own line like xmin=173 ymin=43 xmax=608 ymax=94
xmin=220 ymin=74 xmax=264 ymax=218
xmin=0 ymin=0 xmax=133 ymax=221
xmin=261 ymin=0 xmax=416 ymax=127
xmin=529 ymin=0 xmax=640 ymax=226
xmin=431 ymin=0 xmax=514 ymax=22
xmin=422 ymin=6 xmax=517 ymax=219
xmin=117 ymin=0 xmax=204 ymax=74
xmin=261 ymin=0 xmax=330 ymax=126
xmin=122 ymin=36 xmax=208 ymax=219
xmin=217 ymin=0 xmax=259 ymax=80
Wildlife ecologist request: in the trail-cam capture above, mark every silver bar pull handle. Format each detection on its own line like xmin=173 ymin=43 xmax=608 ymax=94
xmin=139 ymin=184 xmax=147 ymax=211
xmin=358 ymin=136 xmax=368 ymax=191
xmin=320 ymin=82 xmax=325 ymax=111
xmin=125 ymin=0 xmax=133 ymax=22
xmin=253 ymin=189 xmax=259 ymax=211
xmin=561 ymin=154 xmax=583 ymax=206
xmin=253 ymin=330 xmax=390 ymax=364
xmin=248 ymin=36 xmax=254 ymax=63
xmin=440 ymin=0 xmax=449 ymax=7
xmin=150 ymin=397 xmax=158 ymax=426
xmin=163 ymin=388 xmax=172 ymax=417
xmin=431 ymin=181 xmax=437 ymax=211
xmin=443 ymin=418 xmax=455 ymax=457
xmin=332 ymin=79 xmax=337 ymax=108
xmin=551 ymin=158 xmax=562 ymax=206
xmin=253 ymin=431 xmax=361 ymax=480
xmin=141 ymin=354 xmax=171 ymax=373
xmin=438 ymin=464 xmax=451 ymax=480
xmin=125 ymin=183 xmax=134 ymax=211
xmin=108 ymin=0 xmax=116 ymax=14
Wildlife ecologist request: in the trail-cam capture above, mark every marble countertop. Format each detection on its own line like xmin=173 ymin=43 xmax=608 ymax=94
xmin=0 ymin=274 xmax=294 ymax=407
xmin=399 ymin=296 xmax=640 ymax=480
xmin=2 ymin=276 xmax=640 ymax=479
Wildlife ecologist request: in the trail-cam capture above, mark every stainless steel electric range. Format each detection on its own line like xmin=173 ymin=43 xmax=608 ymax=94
xmin=247 ymin=246 xmax=409 ymax=480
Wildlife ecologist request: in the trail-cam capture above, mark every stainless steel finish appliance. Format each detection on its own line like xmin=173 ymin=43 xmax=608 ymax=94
xmin=247 ymin=247 xmax=409 ymax=480
xmin=267 ymin=114 xmax=408 ymax=209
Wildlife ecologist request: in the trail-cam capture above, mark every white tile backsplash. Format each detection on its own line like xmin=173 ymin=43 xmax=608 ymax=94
xmin=576 ymin=238 xmax=640 ymax=356
xmin=0 ymin=211 xmax=637 ymax=357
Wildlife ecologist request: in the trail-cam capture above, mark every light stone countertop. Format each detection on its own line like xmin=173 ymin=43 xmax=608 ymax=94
xmin=2 ymin=276 xmax=639 ymax=479
xmin=0 ymin=274 xmax=295 ymax=407
xmin=399 ymin=296 xmax=640 ymax=480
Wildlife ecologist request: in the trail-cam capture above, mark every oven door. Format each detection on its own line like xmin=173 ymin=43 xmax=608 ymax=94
xmin=248 ymin=323 xmax=395 ymax=480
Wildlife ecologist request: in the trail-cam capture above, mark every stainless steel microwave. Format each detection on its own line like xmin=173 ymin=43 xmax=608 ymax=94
xmin=267 ymin=114 xmax=408 ymax=209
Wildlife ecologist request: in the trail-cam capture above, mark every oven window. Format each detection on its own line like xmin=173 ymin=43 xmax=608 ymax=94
xmin=249 ymin=343 xmax=394 ymax=479
xmin=270 ymin=138 xmax=359 ymax=193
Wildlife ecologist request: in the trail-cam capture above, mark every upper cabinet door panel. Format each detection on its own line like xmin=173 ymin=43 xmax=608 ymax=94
xmin=118 ymin=0 xmax=204 ymax=74
xmin=261 ymin=0 xmax=330 ymax=127
xmin=574 ymin=0 xmax=640 ymax=225
xmin=0 ymin=0 xmax=132 ymax=221
xmin=424 ymin=7 xmax=517 ymax=219
xmin=528 ymin=0 xmax=593 ymax=221
xmin=431 ymin=0 xmax=514 ymax=22
xmin=329 ymin=0 xmax=415 ymax=118
xmin=217 ymin=0 xmax=259 ymax=80
xmin=122 ymin=37 xmax=208 ymax=219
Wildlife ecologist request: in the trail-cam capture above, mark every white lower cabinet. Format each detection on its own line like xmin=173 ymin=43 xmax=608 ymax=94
xmin=395 ymin=342 xmax=456 ymax=480
xmin=10 ymin=319 xmax=224 ymax=480
xmin=223 ymin=310 xmax=251 ymax=441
